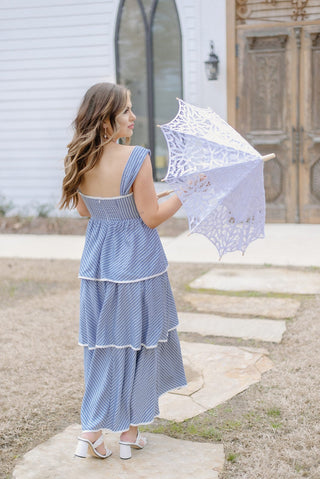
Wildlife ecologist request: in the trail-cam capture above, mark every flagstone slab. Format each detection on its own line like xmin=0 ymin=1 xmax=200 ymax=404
xmin=178 ymin=312 xmax=286 ymax=343
xmin=13 ymin=424 xmax=224 ymax=479
xmin=159 ymin=341 xmax=273 ymax=421
xmin=185 ymin=292 xmax=300 ymax=319
xmin=189 ymin=267 xmax=320 ymax=295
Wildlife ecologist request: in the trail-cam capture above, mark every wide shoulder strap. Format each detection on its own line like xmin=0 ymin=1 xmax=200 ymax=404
xmin=120 ymin=146 xmax=151 ymax=195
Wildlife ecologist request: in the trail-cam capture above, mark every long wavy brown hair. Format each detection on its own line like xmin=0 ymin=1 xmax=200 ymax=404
xmin=59 ymin=82 xmax=129 ymax=209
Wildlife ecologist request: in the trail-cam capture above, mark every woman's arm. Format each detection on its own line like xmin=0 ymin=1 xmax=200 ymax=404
xmin=133 ymin=155 xmax=182 ymax=228
xmin=76 ymin=193 xmax=91 ymax=217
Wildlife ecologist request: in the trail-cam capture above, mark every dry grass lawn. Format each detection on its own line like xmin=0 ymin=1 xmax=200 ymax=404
xmin=1 ymin=258 xmax=320 ymax=478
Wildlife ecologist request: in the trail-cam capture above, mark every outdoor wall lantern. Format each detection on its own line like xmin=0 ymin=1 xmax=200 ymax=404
xmin=205 ymin=41 xmax=219 ymax=80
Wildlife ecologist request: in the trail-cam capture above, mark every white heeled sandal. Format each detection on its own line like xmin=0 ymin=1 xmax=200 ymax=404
xmin=119 ymin=430 xmax=147 ymax=460
xmin=75 ymin=434 xmax=112 ymax=459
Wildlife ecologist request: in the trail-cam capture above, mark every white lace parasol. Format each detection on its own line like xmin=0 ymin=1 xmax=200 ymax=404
xmin=160 ymin=99 xmax=266 ymax=259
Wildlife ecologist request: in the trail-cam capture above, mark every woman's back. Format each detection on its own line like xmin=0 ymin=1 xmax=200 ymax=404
xmin=80 ymin=144 xmax=136 ymax=198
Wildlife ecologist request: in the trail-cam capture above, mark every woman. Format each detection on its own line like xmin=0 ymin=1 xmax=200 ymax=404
xmin=60 ymin=82 xmax=186 ymax=460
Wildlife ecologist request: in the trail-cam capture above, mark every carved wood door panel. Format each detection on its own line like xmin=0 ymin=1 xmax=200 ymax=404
xmin=237 ymin=26 xmax=297 ymax=222
xmin=299 ymin=25 xmax=320 ymax=222
xmin=236 ymin=22 xmax=320 ymax=223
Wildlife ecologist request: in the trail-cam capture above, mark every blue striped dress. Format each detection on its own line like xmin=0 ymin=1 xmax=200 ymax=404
xmin=78 ymin=146 xmax=187 ymax=433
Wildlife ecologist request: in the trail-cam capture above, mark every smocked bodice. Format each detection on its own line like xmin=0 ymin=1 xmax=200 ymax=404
xmin=80 ymin=192 xmax=140 ymax=221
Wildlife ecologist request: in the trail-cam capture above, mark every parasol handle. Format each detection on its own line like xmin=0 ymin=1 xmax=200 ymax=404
xmin=262 ymin=153 xmax=276 ymax=162
xmin=157 ymin=189 xmax=174 ymax=199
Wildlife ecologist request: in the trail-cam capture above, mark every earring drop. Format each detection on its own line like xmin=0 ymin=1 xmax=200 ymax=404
xmin=103 ymin=128 xmax=107 ymax=139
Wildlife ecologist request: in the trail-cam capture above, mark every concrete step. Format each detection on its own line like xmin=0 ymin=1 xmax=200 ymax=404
xmin=189 ymin=266 xmax=320 ymax=295
xmin=178 ymin=312 xmax=286 ymax=343
xmin=184 ymin=293 xmax=300 ymax=319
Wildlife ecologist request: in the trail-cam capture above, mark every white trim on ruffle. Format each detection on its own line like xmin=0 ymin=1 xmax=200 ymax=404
xmin=78 ymin=267 xmax=168 ymax=283
xmin=78 ymin=326 xmax=178 ymax=351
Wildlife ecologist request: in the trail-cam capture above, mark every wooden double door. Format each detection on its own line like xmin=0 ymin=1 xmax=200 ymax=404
xmin=236 ymin=22 xmax=320 ymax=223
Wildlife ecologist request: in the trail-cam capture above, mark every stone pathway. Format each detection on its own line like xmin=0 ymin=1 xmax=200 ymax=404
xmin=13 ymin=424 xmax=224 ymax=479
xmin=13 ymin=260 xmax=303 ymax=478
xmin=159 ymin=341 xmax=273 ymax=421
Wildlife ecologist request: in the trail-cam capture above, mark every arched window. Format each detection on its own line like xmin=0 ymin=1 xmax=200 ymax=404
xmin=115 ymin=0 xmax=183 ymax=179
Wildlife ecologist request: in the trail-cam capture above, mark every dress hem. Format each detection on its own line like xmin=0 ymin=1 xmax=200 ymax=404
xmin=80 ymin=381 xmax=188 ymax=434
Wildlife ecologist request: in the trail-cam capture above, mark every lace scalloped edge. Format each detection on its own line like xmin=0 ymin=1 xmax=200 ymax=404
xmin=78 ymin=326 xmax=178 ymax=351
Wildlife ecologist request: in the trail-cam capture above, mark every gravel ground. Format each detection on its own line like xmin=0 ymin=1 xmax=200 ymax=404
xmin=1 ymin=255 xmax=320 ymax=479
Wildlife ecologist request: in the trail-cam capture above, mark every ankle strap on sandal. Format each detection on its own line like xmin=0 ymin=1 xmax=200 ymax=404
xmin=93 ymin=435 xmax=104 ymax=447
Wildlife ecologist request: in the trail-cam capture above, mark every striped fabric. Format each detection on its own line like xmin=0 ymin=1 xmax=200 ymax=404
xmin=78 ymin=146 xmax=187 ymax=433
xmin=78 ymin=147 xmax=168 ymax=283
xmin=81 ymin=329 xmax=185 ymax=432
xmin=79 ymin=272 xmax=179 ymax=350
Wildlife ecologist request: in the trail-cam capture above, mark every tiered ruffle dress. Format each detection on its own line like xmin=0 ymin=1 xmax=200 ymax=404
xmin=78 ymin=146 xmax=187 ymax=433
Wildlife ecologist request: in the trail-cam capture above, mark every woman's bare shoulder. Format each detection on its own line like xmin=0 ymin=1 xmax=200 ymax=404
xmin=119 ymin=144 xmax=136 ymax=152
xmin=103 ymin=144 xmax=136 ymax=161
